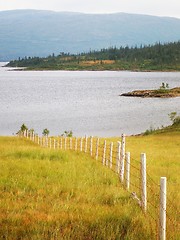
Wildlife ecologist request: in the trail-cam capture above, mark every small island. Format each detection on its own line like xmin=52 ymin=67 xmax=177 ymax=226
xmin=121 ymin=85 xmax=180 ymax=98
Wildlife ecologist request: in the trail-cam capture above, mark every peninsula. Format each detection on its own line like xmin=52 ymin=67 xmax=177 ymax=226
xmin=121 ymin=87 xmax=180 ymax=98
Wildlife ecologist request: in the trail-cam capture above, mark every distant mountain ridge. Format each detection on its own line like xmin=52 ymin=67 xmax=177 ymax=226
xmin=0 ymin=9 xmax=180 ymax=61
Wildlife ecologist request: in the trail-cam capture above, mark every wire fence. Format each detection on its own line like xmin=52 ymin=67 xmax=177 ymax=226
xmin=19 ymin=130 xmax=179 ymax=240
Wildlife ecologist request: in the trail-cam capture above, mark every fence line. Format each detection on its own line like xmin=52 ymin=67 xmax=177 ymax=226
xmin=18 ymin=131 xmax=179 ymax=240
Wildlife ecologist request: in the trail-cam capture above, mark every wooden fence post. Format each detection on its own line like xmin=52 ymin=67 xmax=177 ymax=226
xmin=54 ymin=139 xmax=56 ymax=149
xmin=120 ymin=134 xmax=125 ymax=182
xmin=46 ymin=136 xmax=48 ymax=148
xmin=60 ymin=137 xmax=62 ymax=149
xmin=40 ymin=137 xmax=42 ymax=146
xmin=125 ymin=152 xmax=130 ymax=191
xmin=75 ymin=137 xmax=77 ymax=151
xmin=95 ymin=138 xmax=99 ymax=160
xmin=159 ymin=177 xmax=167 ymax=240
xmin=116 ymin=141 xmax=121 ymax=173
xmin=109 ymin=142 xmax=113 ymax=169
xmin=70 ymin=138 xmax=72 ymax=150
xmin=49 ymin=137 xmax=52 ymax=149
xmin=37 ymin=135 xmax=40 ymax=145
xmin=141 ymin=153 xmax=147 ymax=213
xmin=102 ymin=140 xmax=106 ymax=165
xmin=84 ymin=136 xmax=87 ymax=153
xmin=90 ymin=136 xmax=93 ymax=156
xmin=64 ymin=137 xmax=67 ymax=150
xmin=80 ymin=137 xmax=83 ymax=152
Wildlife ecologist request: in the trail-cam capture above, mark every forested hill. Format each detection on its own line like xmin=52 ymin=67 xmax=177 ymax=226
xmin=7 ymin=41 xmax=180 ymax=71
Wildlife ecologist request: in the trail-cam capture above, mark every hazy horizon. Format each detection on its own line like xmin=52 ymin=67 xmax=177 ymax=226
xmin=1 ymin=0 xmax=180 ymax=19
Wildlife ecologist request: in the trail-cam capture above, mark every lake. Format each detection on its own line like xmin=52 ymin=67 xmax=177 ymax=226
xmin=0 ymin=62 xmax=179 ymax=137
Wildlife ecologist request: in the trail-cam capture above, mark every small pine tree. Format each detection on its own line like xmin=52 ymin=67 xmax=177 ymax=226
xmin=42 ymin=128 xmax=50 ymax=136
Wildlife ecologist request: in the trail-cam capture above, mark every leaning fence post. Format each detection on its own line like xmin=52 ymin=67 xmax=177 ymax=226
xmin=159 ymin=177 xmax=167 ymax=240
xmin=125 ymin=152 xmax=130 ymax=191
xmin=120 ymin=134 xmax=126 ymax=182
xmin=141 ymin=153 xmax=147 ymax=213
xmin=102 ymin=140 xmax=106 ymax=165
xmin=109 ymin=142 xmax=113 ymax=169
xmin=116 ymin=141 xmax=121 ymax=173
xmin=95 ymin=138 xmax=99 ymax=160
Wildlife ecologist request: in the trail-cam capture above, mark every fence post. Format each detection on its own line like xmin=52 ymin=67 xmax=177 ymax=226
xmin=120 ymin=134 xmax=125 ymax=182
xmin=141 ymin=153 xmax=147 ymax=213
xmin=60 ymin=137 xmax=62 ymax=149
xmin=70 ymin=138 xmax=72 ymax=150
xmin=116 ymin=141 xmax=121 ymax=173
xmin=102 ymin=140 xmax=106 ymax=165
xmin=64 ymin=137 xmax=67 ymax=150
xmin=109 ymin=142 xmax=113 ymax=169
xmin=49 ymin=137 xmax=51 ymax=149
xmin=46 ymin=136 xmax=48 ymax=148
xmin=80 ymin=137 xmax=83 ymax=152
xmin=40 ymin=137 xmax=42 ymax=146
xmin=125 ymin=152 xmax=130 ymax=191
xmin=33 ymin=132 xmax=35 ymax=142
xmin=159 ymin=177 xmax=167 ymax=240
xmin=90 ymin=136 xmax=93 ymax=156
xmin=95 ymin=138 xmax=99 ymax=160
xmin=75 ymin=137 xmax=77 ymax=151
xmin=37 ymin=135 xmax=40 ymax=145
xmin=84 ymin=136 xmax=87 ymax=153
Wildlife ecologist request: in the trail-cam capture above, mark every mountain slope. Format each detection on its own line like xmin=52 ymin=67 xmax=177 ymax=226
xmin=0 ymin=10 xmax=180 ymax=61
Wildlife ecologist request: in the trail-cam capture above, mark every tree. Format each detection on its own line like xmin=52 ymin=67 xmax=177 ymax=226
xmin=42 ymin=128 xmax=50 ymax=136
xmin=20 ymin=123 xmax=28 ymax=132
xmin=168 ymin=112 xmax=180 ymax=125
xmin=61 ymin=130 xmax=73 ymax=137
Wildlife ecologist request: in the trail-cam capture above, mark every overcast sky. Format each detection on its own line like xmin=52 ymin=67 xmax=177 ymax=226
xmin=0 ymin=0 xmax=180 ymax=18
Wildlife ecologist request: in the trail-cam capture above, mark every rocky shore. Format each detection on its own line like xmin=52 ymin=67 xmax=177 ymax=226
xmin=121 ymin=87 xmax=180 ymax=98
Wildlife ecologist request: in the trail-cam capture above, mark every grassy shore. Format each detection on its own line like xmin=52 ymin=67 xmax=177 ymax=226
xmin=0 ymin=129 xmax=179 ymax=239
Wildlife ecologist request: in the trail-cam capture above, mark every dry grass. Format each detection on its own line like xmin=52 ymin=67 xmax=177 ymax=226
xmin=0 ymin=132 xmax=179 ymax=239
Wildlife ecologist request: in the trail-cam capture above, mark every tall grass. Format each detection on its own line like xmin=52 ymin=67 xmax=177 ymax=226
xmin=0 ymin=136 xmax=152 ymax=240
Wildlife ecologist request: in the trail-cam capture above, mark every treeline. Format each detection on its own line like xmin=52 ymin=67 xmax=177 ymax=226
xmin=7 ymin=41 xmax=180 ymax=71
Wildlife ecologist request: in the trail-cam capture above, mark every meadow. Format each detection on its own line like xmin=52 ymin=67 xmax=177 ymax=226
xmin=0 ymin=129 xmax=179 ymax=239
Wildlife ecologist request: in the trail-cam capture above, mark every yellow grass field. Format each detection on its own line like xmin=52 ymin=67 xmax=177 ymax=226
xmin=0 ymin=131 xmax=179 ymax=239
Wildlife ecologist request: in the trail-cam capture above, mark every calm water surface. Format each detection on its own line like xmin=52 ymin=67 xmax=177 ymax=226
xmin=0 ymin=62 xmax=179 ymax=136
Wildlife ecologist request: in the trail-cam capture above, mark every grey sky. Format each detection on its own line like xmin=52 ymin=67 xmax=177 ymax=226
xmin=0 ymin=0 xmax=180 ymax=18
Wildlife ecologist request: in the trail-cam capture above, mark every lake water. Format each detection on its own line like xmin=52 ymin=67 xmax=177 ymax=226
xmin=0 ymin=62 xmax=179 ymax=137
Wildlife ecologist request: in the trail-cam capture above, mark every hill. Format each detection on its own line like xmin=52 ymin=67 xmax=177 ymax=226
xmin=7 ymin=41 xmax=180 ymax=71
xmin=0 ymin=10 xmax=180 ymax=61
